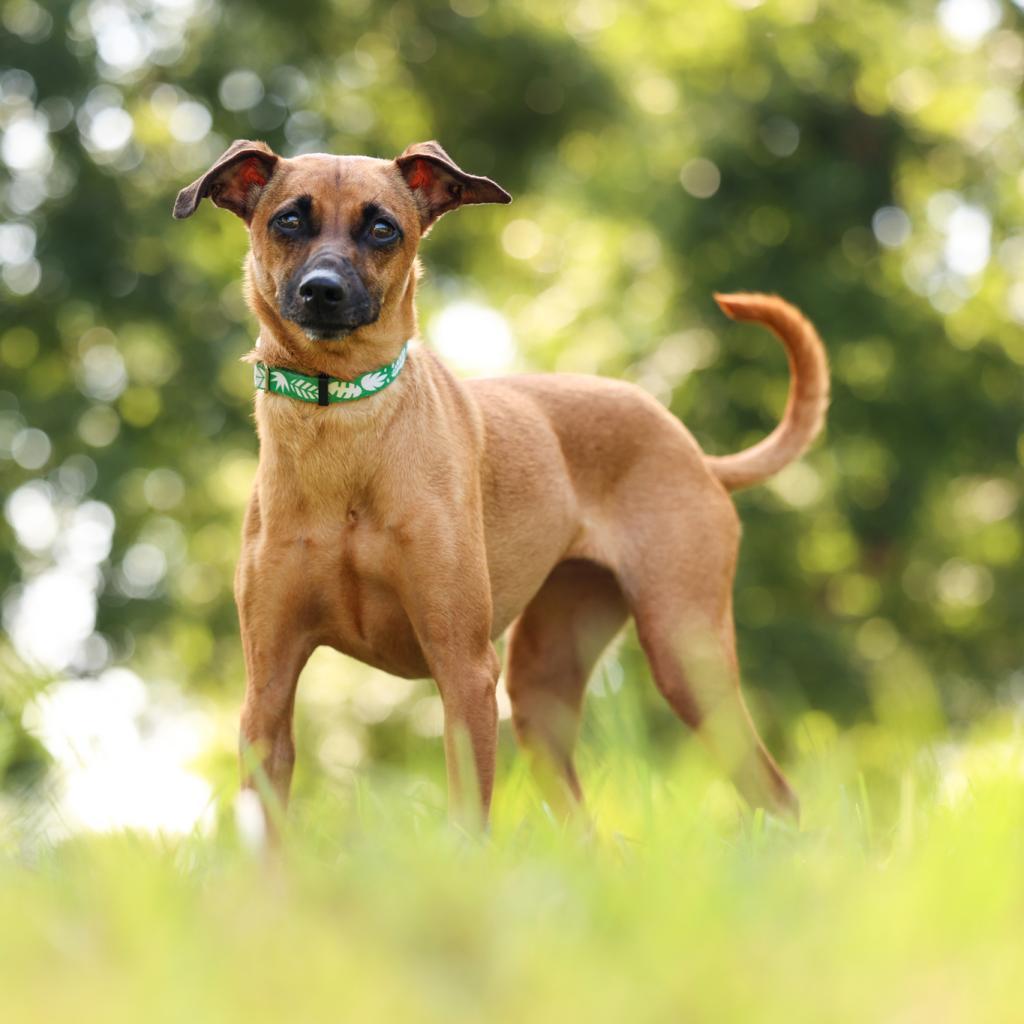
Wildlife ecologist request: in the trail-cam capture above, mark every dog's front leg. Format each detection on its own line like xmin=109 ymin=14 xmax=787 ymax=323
xmin=398 ymin=536 xmax=500 ymax=829
xmin=235 ymin=552 xmax=315 ymax=834
xmin=433 ymin=642 xmax=501 ymax=830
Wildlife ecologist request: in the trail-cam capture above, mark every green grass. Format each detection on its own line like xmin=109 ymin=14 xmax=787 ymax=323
xmin=3 ymin=698 xmax=1024 ymax=1023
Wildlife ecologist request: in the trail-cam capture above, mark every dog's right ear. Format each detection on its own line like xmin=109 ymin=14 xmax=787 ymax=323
xmin=173 ymin=140 xmax=279 ymax=221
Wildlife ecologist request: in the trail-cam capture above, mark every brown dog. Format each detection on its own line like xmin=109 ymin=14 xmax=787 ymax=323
xmin=174 ymin=139 xmax=828 ymax=829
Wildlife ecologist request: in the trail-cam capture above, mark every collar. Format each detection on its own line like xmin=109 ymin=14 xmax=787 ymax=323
xmin=254 ymin=343 xmax=409 ymax=406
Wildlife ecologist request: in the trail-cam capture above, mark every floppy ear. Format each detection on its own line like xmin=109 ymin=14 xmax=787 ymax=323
xmin=396 ymin=141 xmax=511 ymax=232
xmin=173 ymin=140 xmax=279 ymax=221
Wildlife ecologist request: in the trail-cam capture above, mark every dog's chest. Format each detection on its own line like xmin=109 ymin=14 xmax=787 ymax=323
xmin=331 ymin=520 xmax=426 ymax=673
xmin=261 ymin=495 xmax=429 ymax=679
xmin=251 ymin=410 xmax=437 ymax=678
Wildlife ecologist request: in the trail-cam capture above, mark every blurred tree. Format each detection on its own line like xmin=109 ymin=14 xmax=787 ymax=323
xmin=2 ymin=0 xmax=1022 ymax=787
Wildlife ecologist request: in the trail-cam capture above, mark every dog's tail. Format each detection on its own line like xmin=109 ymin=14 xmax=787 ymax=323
xmin=703 ymin=293 xmax=829 ymax=492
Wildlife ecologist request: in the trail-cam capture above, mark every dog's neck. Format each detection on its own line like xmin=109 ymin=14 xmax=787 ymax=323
xmin=245 ymin=265 xmax=418 ymax=382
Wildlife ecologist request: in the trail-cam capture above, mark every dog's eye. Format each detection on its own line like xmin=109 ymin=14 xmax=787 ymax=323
xmin=369 ymin=218 xmax=398 ymax=242
xmin=275 ymin=212 xmax=301 ymax=232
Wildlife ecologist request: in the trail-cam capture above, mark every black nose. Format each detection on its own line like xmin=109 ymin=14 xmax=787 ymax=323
xmin=298 ymin=270 xmax=346 ymax=309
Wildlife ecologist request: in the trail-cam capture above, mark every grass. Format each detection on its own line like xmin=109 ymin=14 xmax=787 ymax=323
xmin=3 ymin=687 xmax=1024 ymax=1023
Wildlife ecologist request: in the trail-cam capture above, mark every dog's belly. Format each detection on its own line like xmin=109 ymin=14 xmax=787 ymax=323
xmin=310 ymin=533 xmax=574 ymax=680
xmin=317 ymin=550 xmax=567 ymax=678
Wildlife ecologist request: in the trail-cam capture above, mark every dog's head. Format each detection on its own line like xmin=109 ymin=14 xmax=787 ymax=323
xmin=173 ymin=140 xmax=510 ymax=343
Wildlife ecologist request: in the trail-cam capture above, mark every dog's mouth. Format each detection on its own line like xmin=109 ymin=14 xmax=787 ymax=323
xmin=288 ymin=311 xmax=379 ymax=342
xmin=280 ymin=259 xmax=380 ymax=342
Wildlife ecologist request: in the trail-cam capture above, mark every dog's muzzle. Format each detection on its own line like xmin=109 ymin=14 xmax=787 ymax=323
xmin=281 ymin=255 xmax=379 ymax=340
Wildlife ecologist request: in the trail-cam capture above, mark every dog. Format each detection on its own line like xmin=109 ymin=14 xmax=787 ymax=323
xmin=174 ymin=139 xmax=828 ymax=829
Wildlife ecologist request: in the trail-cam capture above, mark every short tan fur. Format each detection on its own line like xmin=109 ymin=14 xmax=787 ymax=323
xmin=174 ymin=140 xmax=829 ymax=830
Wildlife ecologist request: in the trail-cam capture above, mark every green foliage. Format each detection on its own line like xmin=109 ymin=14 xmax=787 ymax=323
xmin=2 ymin=0 xmax=1022 ymax=790
xmin=0 ymin=652 xmax=50 ymax=791
xmin=3 ymin=709 xmax=1024 ymax=1023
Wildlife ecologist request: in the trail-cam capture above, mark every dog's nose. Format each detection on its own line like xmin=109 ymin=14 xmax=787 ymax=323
xmin=298 ymin=270 xmax=346 ymax=309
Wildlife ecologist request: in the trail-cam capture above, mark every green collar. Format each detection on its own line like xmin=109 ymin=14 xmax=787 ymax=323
xmin=254 ymin=344 xmax=409 ymax=406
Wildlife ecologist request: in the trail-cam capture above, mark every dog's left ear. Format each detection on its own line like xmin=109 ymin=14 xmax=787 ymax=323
xmin=396 ymin=141 xmax=511 ymax=232
xmin=173 ymin=139 xmax=279 ymax=221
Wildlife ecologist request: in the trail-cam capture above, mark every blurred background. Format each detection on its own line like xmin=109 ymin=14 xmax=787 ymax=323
xmin=1 ymin=0 xmax=1022 ymax=838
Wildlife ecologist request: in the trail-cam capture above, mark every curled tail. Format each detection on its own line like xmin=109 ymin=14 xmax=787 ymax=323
xmin=704 ymin=292 xmax=829 ymax=492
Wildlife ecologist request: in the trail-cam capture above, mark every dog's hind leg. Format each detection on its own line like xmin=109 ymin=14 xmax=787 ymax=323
xmin=505 ymin=559 xmax=628 ymax=816
xmin=622 ymin=488 xmax=798 ymax=821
